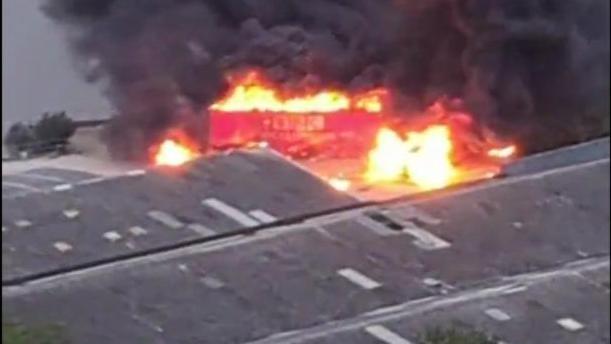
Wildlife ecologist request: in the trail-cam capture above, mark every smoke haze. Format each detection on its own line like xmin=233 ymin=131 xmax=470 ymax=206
xmin=43 ymin=0 xmax=610 ymax=159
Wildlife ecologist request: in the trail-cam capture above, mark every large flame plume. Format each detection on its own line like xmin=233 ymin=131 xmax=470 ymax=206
xmin=210 ymin=71 xmax=386 ymax=114
xmin=365 ymin=102 xmax=516 ymax=190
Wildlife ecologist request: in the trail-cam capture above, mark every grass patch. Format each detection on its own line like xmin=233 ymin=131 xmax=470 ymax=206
xmin=418 ymin=326 xmax=497 ymax=344
xmin=2 ymin=323 xmax=69 ymax=344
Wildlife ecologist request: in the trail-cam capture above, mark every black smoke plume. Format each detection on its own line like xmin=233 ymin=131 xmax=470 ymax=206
xmin=43 ymin=0 xmax=609 ymax=159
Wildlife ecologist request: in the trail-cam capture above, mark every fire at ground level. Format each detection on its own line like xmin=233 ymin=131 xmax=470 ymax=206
xmin=150 ymin=71 xmax=516 ymax=193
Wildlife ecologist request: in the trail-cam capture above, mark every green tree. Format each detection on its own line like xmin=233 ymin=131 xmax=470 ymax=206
xmin=4 ymin=122 xmax=35 ymax=157
xmin=33 ymin=112 xmax=76 ymax=150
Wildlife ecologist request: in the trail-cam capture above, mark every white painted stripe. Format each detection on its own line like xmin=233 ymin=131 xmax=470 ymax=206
xmin=103 ymin=231 xmax=122 ymax=242
xmin=147 ymin=210 xmax=184 ymax=229
xmin=18 ymin=173 xmax=65 ymax=182
xmin=187 ymin=223 xmax=216 ymax=237
xmin=128 ymin=226 xmax=148 ymax=236
xmin=63 ymin=209 xmax=80 ymax=219
xmin=485 ymin=308 xmax=512 ymax=321
xmin=126 ymin=169 xmax=147 ymax=176
xmin=402 ymin=223 xmax=451 ymax=250
xmin=2 ymin=182 xmax=41 ymax=192
xmin=202 ymin=198 xmax=260 ymax=227
xmin=249 ymin=210 xmax=277 ymax=224
xmin=365 ymin=325 xmax=413 ymax=344
xmin=557 ymin=318 xmax=585 ymax=331
xmin=53 ymin=242 xmax=73 ymax=253
xmin=337 ymin=268 xmax=382 ymax=290
xmin=14 ymin=220 xmax=32 ymax=228
xmin=53 ymin=184 xmax=73 ymax=191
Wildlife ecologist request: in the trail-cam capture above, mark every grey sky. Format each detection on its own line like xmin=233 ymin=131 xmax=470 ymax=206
xmin=2 ymin=0 xmax=110 ymax=130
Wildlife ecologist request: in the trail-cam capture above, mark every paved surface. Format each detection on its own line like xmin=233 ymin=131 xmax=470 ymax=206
xmin=2 ymin=140 xmax=609 ymax=343
xmin=2 ymin=149 xmax=356 ymax=283
xmin=2 ymin=168 xmax=99 ymax=198
xmin=504 ymin=137 xmax=609 ymax=176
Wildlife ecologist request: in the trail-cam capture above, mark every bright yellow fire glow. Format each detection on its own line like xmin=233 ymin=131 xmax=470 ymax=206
xmin=488 ymin=145 xmax=517 ymax=159
xmin=210 ymin=71 xmax=384 ymax=113
xmin=328 ymin=177 xmax=351 ymax=191
xmin=154 ymin=139 xmax=199 ymax=167
xmin=365 ymin=125 xmax=456 ymax=190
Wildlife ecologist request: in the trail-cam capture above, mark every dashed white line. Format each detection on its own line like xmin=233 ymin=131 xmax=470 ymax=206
xmin=18 ymin=173 xmax=64 ymax=182
xmin=249 ymin=210 xmax=278 ymax=224
xmin=557 ymin=318 xmax=585 ymax=332
xmin=485 ymin=308 xmax=512 ymax=322
xmin=53 ymin=184 xmax=73 ymax=192
xmin=337 ymin=268 xmax=382 ymax=290
xmin=126 ymin=169 xmax=147 ymax=176
xmin=128 ymin=226 xmax=148 ymax=237
xmin=402 ymin=223 xmax=451 ymax=250
xmin=187 ymin=223 xmax=216 ymax=237
xmin=14 ymin=220 xmax=32 ymax=228
xmin=202 ymin=198 xmax=260 ymax=227
xmin=103 ymin=231 xmax=123 ymax=242
xmin=63 ymin=209 xmax=80 ymax=219
xmin=2 ymin=182 xmax=41 ymax=192
xmin=365 ymin=325 xmax=413 ymax=344
xmin=53 ymin=242 xmax=73 ymax=253
xmin=147 ymin=210 xmax=184 ymax=229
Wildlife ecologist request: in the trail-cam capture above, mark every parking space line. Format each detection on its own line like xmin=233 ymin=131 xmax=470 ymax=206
xmin=202 ymin=198 xmax=260 ymax=227
xmin=2 ymin=182 xmax=41 ymax=192
xmin=18 ymin=173 xmax=64 ymax=182
xmin=365 ymin=325 xmax=413 ymax=344
xmin=53 ymin=184 xmax=73 ymax=192
xmin=337 ymin=268 xmax=382 ymax=290
xmin=402 ymin=223 xmax=451 ymax=250
xmin=557 ymin=318 xmax=585 ymax=332
xmin=187 ymin=223 xmax=216 ymax=237
xmin=485 ymin=308 xmax=512 ymax=322
xmin=147 ymin=210 xmax=184 ymax=229
xmin=249 ymin=210 xmax=277 ymax=224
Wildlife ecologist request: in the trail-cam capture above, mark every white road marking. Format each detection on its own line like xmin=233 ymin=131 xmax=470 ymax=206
xmin=2 ymin=182 xmax=41 ymax=192
xmin=103 ymin=231 xmax=122 ymax=242
xmin=147 ymin=210 xmax=184 ymax=229
xmin=249 ymin=210 xmax=278 ymax=224
xmin=337 ymin=268 xmax=382 ymax=290
xmin=201 ymin=276 xmax=225 ymax=289
xmin=485 ymin=308 xmax=512 ymax=322
xmin=53 ymin=242 xmax=73 ymax=253
xmin=53 ymin=184 xmax=73 ymax=192
xmin=557 ymin=318 xmax=585 ymax=332
xmin=202 ymin=198 xmax=260 ymax=227
xmin=63 ymin=209 xmax=80 ymax=219
xmin=402 ymin=223 xmax=451 ymax=250
xmin=14 ymin=220 xmax=32 ymax=228
xmin=187 ymin=223 xmax=216 ymax=237
xmin=17 ymin=173 xmax=65 ymax=182
xmin=365 ymin=325 xmax=413 ymax=344
xmin=2 ymin=226 xmax=7 ymax=233
xmin=128 ymin=226 xmax=148 ymax=236
xmin=126 ymin=169 xmax=147 ymax=176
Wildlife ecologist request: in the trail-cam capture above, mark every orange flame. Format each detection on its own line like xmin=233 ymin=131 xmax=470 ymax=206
xmin=365 ymin=126 xmax=456 ymax=190
xmin=488 ymin=145 xmax=517 ymax=159
xmin=328 ymin=177 xmax=352 ymax=191
xmin=152 ymin=131 xmax=200 ymax=167
xmin=210 ymin=71 xmax=385 ymax=113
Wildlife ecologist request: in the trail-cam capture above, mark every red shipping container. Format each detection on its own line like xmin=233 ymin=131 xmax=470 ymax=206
xmin=209 ymin=111 xmax=384 ymax=158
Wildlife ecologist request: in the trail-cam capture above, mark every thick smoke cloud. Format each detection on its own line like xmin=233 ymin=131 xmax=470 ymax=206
xmin=44 ymin=0 xmax=609 ymax=159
